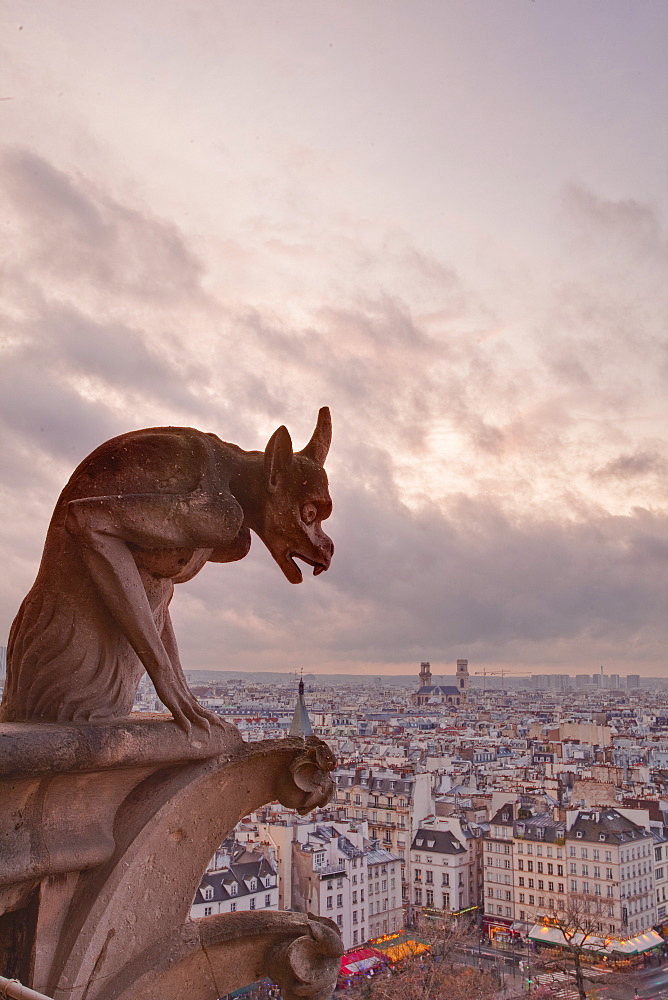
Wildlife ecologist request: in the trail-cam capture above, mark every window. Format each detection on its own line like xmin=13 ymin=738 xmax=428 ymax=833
xmin=230 ymin=901 xmax=236 ymax=912
xmin=353 ymin=930 xmax=358 ymax=945
xmin=336 ymin=915 xmax=343 ymax=927
xmin=426 ymin=871 xmax=433 ymax=884
xmin=250 ymin=898 xmax=256 ymax=910
xmin=265 ymin=894 xmax=271 ymax=907
xmin=337 ymin=894 xmax=343 ymax=907
xmin=204 ymin=886 xmax=213 ymax=900
xmin=326 ymin=896 xmax=333 ymax=910
xmin=415 ymin=888 xmax=422 ymax=904
xmin=442 ymin=873 xmax=450 ymax=886
xmin=442 ymin=892 xmax=450 ymax=909
xmin=426 ymin=890 xmax=434 ymax=906
xmin=204 ymin=906 xmax=212 ymax=916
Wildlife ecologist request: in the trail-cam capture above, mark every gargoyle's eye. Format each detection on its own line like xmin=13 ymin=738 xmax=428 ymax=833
xmin=301 ymin=503 xmax=318 ymax=524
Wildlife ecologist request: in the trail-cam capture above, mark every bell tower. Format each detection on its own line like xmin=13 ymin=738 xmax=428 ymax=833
xmin=419 ymin=661 xmax=432 ymax=688
xmin=456 ymin=658 xmax=469 ymax=698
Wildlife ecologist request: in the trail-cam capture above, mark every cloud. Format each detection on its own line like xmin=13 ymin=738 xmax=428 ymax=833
xmin=2 ymin=148 xmax=205 ymax=303
xmin=593 ymin=451 xmax=667 ymax=482
xmin=0 ymin=153 xmax=666 ymax=675
xmin=171 ymin=482 xmax=668 ymax=673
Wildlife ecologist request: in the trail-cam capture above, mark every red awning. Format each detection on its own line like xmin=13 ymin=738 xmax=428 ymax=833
xmin=340 ymin=948 xmax=387 ymax=975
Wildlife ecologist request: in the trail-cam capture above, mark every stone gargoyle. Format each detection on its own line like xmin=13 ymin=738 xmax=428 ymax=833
xmin=0 ymin=407 xmax=333 ymax=733
xmin=0 ymin=409 xmax=342 ymax=1000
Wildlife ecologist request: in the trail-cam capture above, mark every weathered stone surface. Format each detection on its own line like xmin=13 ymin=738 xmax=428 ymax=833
xmin=0 ymin=723 xmax=338 ymax=999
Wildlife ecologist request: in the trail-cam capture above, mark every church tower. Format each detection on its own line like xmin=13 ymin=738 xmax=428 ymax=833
xmin=289 ymin=676 xmax=313 ymax=738
xmin=419 ymin=661 xmax=432 ymax=688
xmin=456 ymin=658 xmax=469 ymax=698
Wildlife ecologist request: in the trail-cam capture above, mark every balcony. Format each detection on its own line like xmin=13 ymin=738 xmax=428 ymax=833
xmin=315 ymin=863 xmax=347 ymax=878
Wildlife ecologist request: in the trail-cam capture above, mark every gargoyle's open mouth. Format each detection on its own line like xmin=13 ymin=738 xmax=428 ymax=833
xmin=285 ymin=552 xmax=329 ymax=584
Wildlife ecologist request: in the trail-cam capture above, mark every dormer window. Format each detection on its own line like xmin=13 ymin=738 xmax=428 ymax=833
xmin=229 ymin=883 xmax=238 ymax=896
xmin=599 ymin=834 xmax=606 ymax=841
xmin=249 ymin=878 xmax=257 ymax=891
xmin=203 ymin=886 xmax=213 ymax=900
xmin=576 ymin=831 xmax=583 ymax=838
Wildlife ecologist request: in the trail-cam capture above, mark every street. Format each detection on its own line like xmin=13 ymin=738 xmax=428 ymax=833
xmin=457 ymin=944 xmax=668 ymax=1000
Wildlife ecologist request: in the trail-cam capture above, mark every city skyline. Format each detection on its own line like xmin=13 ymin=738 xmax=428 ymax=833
xmin=1 ymin=2 xmax=666 ymax=677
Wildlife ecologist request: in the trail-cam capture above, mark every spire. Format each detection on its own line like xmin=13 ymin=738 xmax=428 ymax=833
xmin=289 ymin=671 xmax=313 ymax=738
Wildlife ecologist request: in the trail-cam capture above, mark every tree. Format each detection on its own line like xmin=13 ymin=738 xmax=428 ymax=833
xmin=346 ymin=961 xmax=499 ymax=1000
xmin=538 ymin=893 xmax=609 ymax=1000
xmin=346 ymin=914 xmax=497 ymax=1000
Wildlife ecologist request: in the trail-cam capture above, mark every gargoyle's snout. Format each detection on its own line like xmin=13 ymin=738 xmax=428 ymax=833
xmin=284 ymin=536 xmax=333 ymax=584
xmin=313 ymin=536 xmax=334 ymax=575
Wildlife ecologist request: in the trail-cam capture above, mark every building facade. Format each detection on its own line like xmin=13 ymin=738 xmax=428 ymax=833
xmin=482 ymin=802 xmax=658 ymax=942
xmin=191 ymin=839 xmax=279 ymax=919
xmin=410 ymin=816 xmax=481 ymax=922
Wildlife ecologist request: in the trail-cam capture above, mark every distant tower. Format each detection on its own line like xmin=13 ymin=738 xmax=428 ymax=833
xmin=456 ymin=659 xmax=469 ymax=696
xmin=419 ymin=661 xmax=432 ymax=688
xmin=289 ymin=676 xmax=313 ymax=738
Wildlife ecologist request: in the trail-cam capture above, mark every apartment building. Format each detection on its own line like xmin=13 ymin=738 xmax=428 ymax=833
xmin=332 ymin=765 xmax=432 ymax=903
xmin=258 ymin=817 xmax=402 ymax=950
xmin=653 ymin=834 xmax=668 ymax=924
xmin=366 ymin=846 xmax=403 ymax=940
xmin=191 ymin=839 xmax=278 ymax=919
xmin=483 ymin=802 xmax=658 ymax=942
xmin=409 ymin=817 xmax=480 ymax=920
xmin=483 ymin=799 xmax=520 ymax=942
xmin=567 ymin=809 xmax=655 ymax=938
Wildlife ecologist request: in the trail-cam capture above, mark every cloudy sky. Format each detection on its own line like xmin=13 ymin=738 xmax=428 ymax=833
xmin=1 ymin=1 xmax=666 ymax=678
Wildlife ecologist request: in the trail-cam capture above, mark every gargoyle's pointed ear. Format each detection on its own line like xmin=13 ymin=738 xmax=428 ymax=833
xmin=299 ymin=407 xmax=331 ymax=466
xmin=265 ymin=425 xmax=294 ymax=491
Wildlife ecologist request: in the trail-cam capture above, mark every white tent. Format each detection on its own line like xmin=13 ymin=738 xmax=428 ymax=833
xmin=529 ymin=923 xmax=664 ymax=956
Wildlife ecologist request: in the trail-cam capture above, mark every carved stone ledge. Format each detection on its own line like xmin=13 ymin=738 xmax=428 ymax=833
xmin=0 ymin=720 xmax=339 ymax=1000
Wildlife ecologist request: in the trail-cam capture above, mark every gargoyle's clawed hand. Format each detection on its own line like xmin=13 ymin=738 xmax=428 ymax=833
xmin=156 ymin=682 xmax=225 ymax=738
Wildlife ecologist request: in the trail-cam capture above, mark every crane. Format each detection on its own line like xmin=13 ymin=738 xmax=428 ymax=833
xmin=474 ymin=668 xmax=534 ymax=693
